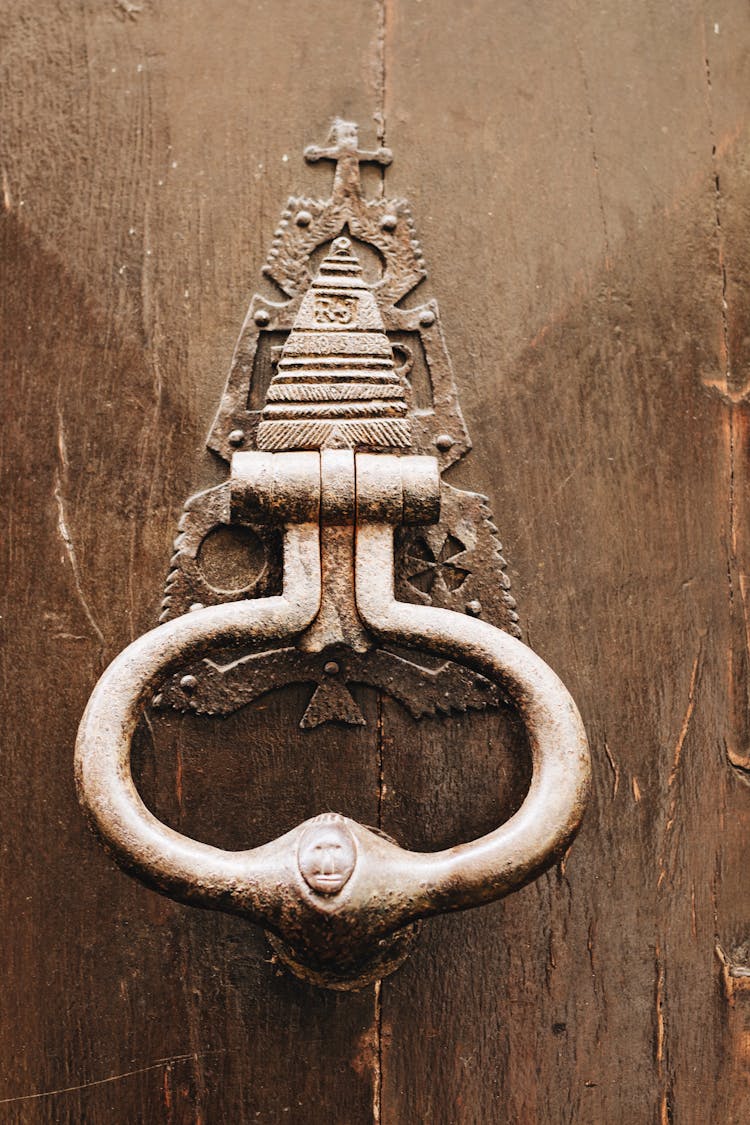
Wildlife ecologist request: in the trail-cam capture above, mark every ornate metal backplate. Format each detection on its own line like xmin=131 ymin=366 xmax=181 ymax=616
xmin=156 ymin=119 xmax=520 ymax=726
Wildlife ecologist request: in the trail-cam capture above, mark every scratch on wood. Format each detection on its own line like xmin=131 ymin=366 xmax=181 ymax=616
xmin=54 ymin=409 xmax=105 ymax=658
xmin=654 ymin=946 xmax=673 ymax=1125
xmin=603 ymin=740 xmax=620 ymax=798
xmin=668 ymin=647 xmax=702 ymax=787
xmin=572 ymin=30 xmax=611 ymax=269
xmin=114 ymin=0 xmax=141 ymax=21
xmin=657 ymin=646 xmax=701 ymax=890
xmin=0 ymin=1052 xmax=224 ymax=1106
xmin=631 ymin=775 xmax=642 ymax=802
xmin=586 ymin=919 xmax=597 ymax=984
xmin=373 ymin=978 xmax=383 ymax=1124
xmin=655 ymin=947 xmax=665 ymax=1070
xmin=162 ymin=1063 xmax=173 ymax=1120
xmin=2 ymin=168 xmax=11 ymax=213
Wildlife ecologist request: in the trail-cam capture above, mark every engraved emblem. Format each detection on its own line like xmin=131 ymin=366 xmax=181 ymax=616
xmin=313 ymin=294 xmax=358 ymax=325
xmin=157 ymin=120 xmax=519 ymax=725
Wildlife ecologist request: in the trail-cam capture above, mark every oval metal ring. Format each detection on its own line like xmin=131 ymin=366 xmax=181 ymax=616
xmin=75 ymin=518 xmax=589 ymax=984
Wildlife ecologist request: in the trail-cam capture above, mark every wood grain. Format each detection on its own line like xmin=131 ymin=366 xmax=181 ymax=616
xmin=2 ymin=1 xmax=750 ymax=1122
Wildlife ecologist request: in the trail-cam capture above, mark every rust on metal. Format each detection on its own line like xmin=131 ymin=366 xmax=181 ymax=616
xmin=75 ymin=121 xmax=590 ymax=990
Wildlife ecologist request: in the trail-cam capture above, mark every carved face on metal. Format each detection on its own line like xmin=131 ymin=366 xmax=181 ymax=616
xmin=297 ymin=817 xmax=357 ymax=895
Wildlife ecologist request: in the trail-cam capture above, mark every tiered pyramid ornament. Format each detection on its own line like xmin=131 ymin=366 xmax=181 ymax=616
xmin=157 ymin=121 xmax=521 ymax=727
xmin=257 ymin=237 xmax=411 ymax=451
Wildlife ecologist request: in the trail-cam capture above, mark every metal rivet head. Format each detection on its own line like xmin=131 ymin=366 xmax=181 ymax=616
xmin=180 ymin=674 xmax=198 ymax=692
xmin=465 ymin=600 xmax=482 ymax=617
xmin=419 ymin=310 xmax=435 ymax=327
xmin=380 ymin=213 xmax=398 ymax=231
xmin=323 ymin=661 xmax=340 ymax=675
xmin=296 ymin=209 xmax=312 ymax=226
xmin=435 ymin=433 xmax=455 ymax=452
xmin=228 ymin=429 xmax=245 ymax=447
xmin=254 ymin=308 xmax=270 ymax=326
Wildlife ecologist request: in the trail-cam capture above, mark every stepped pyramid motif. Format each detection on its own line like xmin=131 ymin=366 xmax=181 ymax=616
xmin=257 ymin=237 xmax=412 ymax=451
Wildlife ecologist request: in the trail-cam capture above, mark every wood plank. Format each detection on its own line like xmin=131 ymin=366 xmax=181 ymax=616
xmin=381 ymin=1 xmax=750 ymax=1121
xmin=0 ymin=2 xmax=386 ymax=1121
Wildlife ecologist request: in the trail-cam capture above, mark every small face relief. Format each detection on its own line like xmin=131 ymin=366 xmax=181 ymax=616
xmin=297 ymin=818 xmax=357 ymax=895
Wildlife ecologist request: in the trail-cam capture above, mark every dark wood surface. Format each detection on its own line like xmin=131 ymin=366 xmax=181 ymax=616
xmin=3 ymin=2 xmax=750 ymax=1121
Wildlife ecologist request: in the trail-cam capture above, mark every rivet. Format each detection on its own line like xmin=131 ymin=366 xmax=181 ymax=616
xmin=419 ymin=309 xmax=435 ymax=327
xmin=180 ymin=674 xmax=198 ymax=692
xmin=465 ymin=600 xmax=482 ymax=617
xmin=435 ymin=433 xmax=455 ymax=451
xmin=323 ymin=661 xmax=340 ymax=675
xmin=254 ymin=308 xmax=270 ymax=326
xmin=189 ymin=602 xmax=204 ymax=613
xmin=380 ymin=213 xmax=398 ymax=231
xmin=228 ymin=429 xmax=245 ymax=447
xmin=296 ymin=209 xmax=312 ymax=226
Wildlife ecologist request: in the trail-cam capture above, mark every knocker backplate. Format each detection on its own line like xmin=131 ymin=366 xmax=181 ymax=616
xmin=155 ymin=119 xmax=520 ymax=729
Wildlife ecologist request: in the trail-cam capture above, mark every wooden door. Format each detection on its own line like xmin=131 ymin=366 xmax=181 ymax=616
xmin=3 ymin=2 xmax=750 ymax=1121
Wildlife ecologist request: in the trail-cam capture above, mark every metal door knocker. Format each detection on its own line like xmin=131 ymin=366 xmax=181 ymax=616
xmin=76 ymin=120 xmax=590 ymax=990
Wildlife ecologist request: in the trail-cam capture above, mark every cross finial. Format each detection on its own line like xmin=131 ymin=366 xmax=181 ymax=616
xmin=304 ymin=119 xmax=392 ymax=198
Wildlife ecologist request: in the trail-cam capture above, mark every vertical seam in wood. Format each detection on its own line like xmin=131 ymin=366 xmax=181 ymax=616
xmin=374 ymin=5 xmax=388 ymax=1120
xmin=375 ymin=0 xmax=388 ymax=198
xmin=374 ymin=690 xmax=385 ymax=1124
xmin=703 ymin=44 xmax=731 ymax=388
xmin=373 ymin=978 xmax=383 ymax=1124
xmin=571 ymin=25 xmax=612 ymax=270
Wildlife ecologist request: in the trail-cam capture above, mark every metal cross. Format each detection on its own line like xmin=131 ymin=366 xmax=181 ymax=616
xmin=304 ymin=118 xmax=392 ymax=197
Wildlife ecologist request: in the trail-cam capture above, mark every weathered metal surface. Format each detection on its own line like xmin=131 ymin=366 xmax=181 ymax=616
xmin=159 ymin=130 xmax=518 ymax=724
xmin=77 ymin=432 xmax=590 ymax=986
xmin=75 ymin=124 xmax=590 ymax=988
xmin=156 ymin=644 xmax=501 ymax=726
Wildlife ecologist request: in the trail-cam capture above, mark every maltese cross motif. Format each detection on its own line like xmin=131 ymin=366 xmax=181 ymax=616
xmin=404 ymin=534 xmax=471 ymax=598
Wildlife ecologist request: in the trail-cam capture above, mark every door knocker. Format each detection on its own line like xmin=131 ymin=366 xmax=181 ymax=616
xmin=76 ymin=120 xmax=590 ymax=989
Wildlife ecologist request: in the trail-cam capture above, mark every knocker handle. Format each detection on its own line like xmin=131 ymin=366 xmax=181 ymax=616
xmin=76 ymin=451 xmax=589 ymax=989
